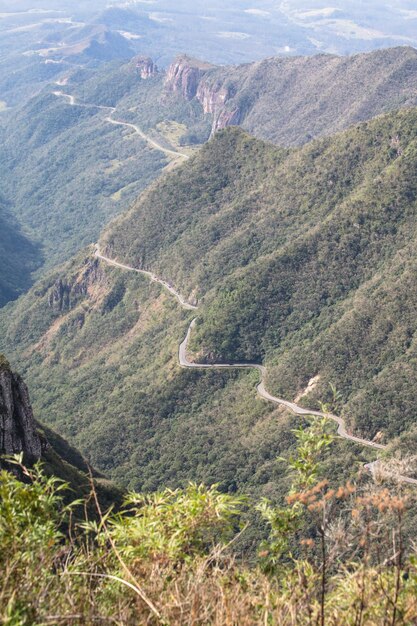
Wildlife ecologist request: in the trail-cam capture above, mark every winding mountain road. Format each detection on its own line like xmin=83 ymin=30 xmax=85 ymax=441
xmin=94 ymin=246 xmax=417 ymax=484
xmin=105 ymin=117 xmax=190 ymax=160
xmin=96 ymin=246 xmax=386 ymax=452
xmin=95 ymin=246 xmax=197 ymax=310
xmin=52 ymin=90 xmax=189 ymax=162
xmin=179 ymin=320 xmax=385 ymax=450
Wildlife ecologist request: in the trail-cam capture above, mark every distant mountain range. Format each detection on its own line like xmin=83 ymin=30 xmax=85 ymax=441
xmin=1 ymin=0 xmax=417 ymax=72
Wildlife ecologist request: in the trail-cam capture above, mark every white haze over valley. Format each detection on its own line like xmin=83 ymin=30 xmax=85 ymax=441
xmin=0 ymin=0 xmax=416 ymax=65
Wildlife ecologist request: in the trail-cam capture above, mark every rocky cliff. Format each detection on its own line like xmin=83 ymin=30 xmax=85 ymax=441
xmin=165 ymin=54 xmax=214 ymax=101
xmin=0 ymin=354 xmax=122 ymax=505
xmin=196 ymin=78 xmax=243 ymax=134
xmin=163 ymin=47 xmax=417 ymax=144
xmin=48 ymin=257 xmax=103 ymax=312
xmin=164 ymin=55 xmax=243 ymax=136
xmin=0 ymin=358 xmax=43 ymax=464
xmin=136 ymin=56 xmax=158 ymax=79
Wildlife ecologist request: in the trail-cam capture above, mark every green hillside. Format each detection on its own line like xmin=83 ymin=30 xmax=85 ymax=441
xmin=37 ymin=420 xmax=123 ymax=508
xmin=2 ymin=108 xmax=416 ymax=492
xmin=0 ymin=86 xmax=167 ymax=273
xmin=0 ymin=57 xmax=209 ymax=284
xmin=102 ymin=107 xmax=417 ymax=444
xmin=0 ymin=242 xmax=369 ymax=497
xmin=199 ymin=46 xmax=417 ymax=145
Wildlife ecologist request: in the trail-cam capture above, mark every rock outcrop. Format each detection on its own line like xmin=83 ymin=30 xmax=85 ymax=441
xmin=48 ymin=257 xmax=103 ymax=312
xmin=136 ymin=56 xmax=158 ymax=79
xmin=165 ymin=54 xmax=214 ymax=100
xmin=196 ymin=78 xmax=243 ymax=132
xmin=196 ymin=79 xmax=235 ymax=116
xmin=166 ymin=47 xmax=417 ymax=146
xmin=164 ymin=55 xmax=242 ymax=135
xmin=0 ymin=359 xmax=43 ymax=464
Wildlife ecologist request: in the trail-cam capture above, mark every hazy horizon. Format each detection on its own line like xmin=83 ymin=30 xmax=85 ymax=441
xmin=0 ymin=0 xmax=416 ymax=66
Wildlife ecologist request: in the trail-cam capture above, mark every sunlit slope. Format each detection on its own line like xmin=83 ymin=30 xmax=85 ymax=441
xmin=1 ymin=107 xmax=417 ymax=490
xmin=103 ymin=109 xmax=417 ymax=442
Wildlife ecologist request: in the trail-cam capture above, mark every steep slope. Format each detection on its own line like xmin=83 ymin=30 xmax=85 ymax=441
xmin=0 ymin=353 xmax=121 ymax=505
xmin=2 ymin=109 xmax=416 ymax=491
xmin=102 ymin=108 xmax=417 ymax=443
xmin=61 ymin=46 xmax=417 ymax=161
xmin=164 ymin=47 xmax=417 ymax=145
xmin=0 ymin=54 xmax=210 ymax=277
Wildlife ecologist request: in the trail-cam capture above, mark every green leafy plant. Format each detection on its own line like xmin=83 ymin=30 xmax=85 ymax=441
xmin=257 ymin=417 xmax=334 ymax=572
xmin=107 ymin=483 xmax=245 ymax=563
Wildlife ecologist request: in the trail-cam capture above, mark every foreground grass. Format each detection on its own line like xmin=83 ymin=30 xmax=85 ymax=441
xmin=3 ymin=420 xmax=417 ymax=625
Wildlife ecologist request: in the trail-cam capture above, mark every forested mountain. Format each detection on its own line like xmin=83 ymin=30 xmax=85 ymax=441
xmin=0 ymin=73 xmax=167 ymax=272
xmin=162 ymin=46 xmax=417 ymax=145
xmin=2 ymin=45 xmax=417 ymax=286
xmin=2 ymin=106 xmax=416 ymax=492
xmin=102 ymin=110 xmax=417 ymax=443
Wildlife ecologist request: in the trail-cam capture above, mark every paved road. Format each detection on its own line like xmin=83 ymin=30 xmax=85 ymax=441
xmin=179 ymin=321 xmax=417 ymax=484
xmin=179 ymin=320 xmax=385 ymax=450
xmin=97 ymin=248 xmax=385 ymax=450
xmin=105 ymin=117 xmax=189 ymax=160
xmin=52 ymin=91 xmax=189 ymax=162
xmin=95 ymin=246 xmax=197 ymax=311
xmin=95 ymin=248 xmax=417 ymax=485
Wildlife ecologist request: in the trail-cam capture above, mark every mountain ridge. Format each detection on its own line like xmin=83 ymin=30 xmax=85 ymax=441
xmin=163 ymin=46 xmax=417 ymax=144
xmin=2 ymin=106 xmax=417 ymax=490
xmin=100 ymin=107 xmax=417 ymax=442
xmin=2 ymin=45 xmax=417 ymax=309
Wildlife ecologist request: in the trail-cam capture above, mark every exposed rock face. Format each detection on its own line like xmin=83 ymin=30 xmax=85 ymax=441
xmin=196 ymin=79 xmax=242 ymax=134
xmin=0 ymin=363 xmax=43 ymax=464
xmin=164 ymin=55 xmax=241 ymax=135
xmin=165 ymin=54 xmax=214 ymax=100
xmin=48 ymin=258 xmax=102 ymax=312
xmin=213 ymin=107 xmax=242 ymax=131
xmin=48 ymin=278 xmax=71 ymax=311
xmin=136 ymin=56 xmax=158 ymax=79
xmin=196 ymin=79 xmax=233 ymax=115
xmin=165 ymin=47 xmax=417 ymax=146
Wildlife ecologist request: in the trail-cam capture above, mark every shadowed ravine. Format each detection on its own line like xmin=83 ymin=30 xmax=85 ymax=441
xmin=93 ymin=246 xmax=417 ymax=486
